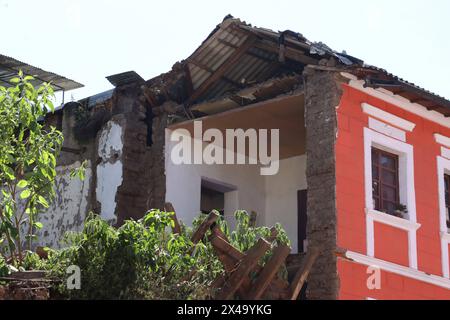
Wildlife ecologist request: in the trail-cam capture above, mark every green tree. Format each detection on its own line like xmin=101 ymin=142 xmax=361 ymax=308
xmin=0 ymin=71 xmax=63 ymax=266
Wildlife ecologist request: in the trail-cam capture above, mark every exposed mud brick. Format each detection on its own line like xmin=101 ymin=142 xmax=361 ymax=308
xmin=303 ymin=68 xmax=343 ymax=300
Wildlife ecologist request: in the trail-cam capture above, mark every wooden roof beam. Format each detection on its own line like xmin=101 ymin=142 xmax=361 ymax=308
xmin=253 ymin=40 xmax=318 ymax=66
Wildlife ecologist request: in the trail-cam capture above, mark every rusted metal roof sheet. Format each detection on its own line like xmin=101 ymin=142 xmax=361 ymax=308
xmin=0 ymin=53 xmax=83 ymax=91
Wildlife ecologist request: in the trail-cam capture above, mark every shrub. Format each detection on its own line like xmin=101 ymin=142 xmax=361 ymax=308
xmin=25 ymin=209 xmax=290 ymax=300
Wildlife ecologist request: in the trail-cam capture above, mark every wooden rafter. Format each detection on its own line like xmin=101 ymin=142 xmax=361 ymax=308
xmin=253 ymin=40 xmax=318 ymax=66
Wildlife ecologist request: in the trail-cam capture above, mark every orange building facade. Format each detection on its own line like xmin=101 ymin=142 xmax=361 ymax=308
xmin=336 ymin=75 xmax=450 ymax=299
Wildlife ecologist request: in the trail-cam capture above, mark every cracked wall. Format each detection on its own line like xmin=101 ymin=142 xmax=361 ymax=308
xmin=36 ymin=161 xmax=92 ymax=248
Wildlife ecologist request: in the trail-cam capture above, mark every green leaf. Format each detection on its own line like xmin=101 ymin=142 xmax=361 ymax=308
xmin=20 ymin=189 xmax=31 ymax=199
xmin=37 ymin=195 xmax=49 ymax=208
xmin=3 ymin=166 xmax=15 ymax=180
xmin=17 ymin=180 xmax=28 ymax=188
xmin=33 ymin=222 xmax=43 ymax=229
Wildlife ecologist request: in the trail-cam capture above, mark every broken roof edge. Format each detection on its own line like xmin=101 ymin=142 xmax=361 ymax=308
xmin=64 ymin=15 xmax=450 ymax=118
xmin=0 ymin=53 xmax=83 ymax=92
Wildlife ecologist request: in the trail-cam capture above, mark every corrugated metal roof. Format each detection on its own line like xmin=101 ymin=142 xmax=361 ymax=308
xmin=181 ymin=16 xmax=449 ymax=115
xmin=106 ymin=71 xmax=144 ymax=87
xmin=0 ymin=53 xmax=83 ymax=91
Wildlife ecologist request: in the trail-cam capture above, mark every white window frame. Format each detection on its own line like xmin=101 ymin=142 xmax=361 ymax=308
xmin=364 ymin=127 xmax=420 ymax=269
xmin=436 ymin=155 xmax=450 ymax=278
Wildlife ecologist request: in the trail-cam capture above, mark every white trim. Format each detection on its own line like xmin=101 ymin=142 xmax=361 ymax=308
xmin=436 ymin=156 xmax=450 ymax=278
xmin=367 ymin=209 xmax=421 ymax=231
xmin=341 ymin=73 xmax=450 ymax=129
xmin=345 ymin=251 xmax=450 ymax=290
xmin=442 ymin=232 xmax=450 ymax=242
xmin=368 ymin=117 xmax=406 ymax=142
xmin=362 ymin=103 xmax=416 ymax=131
xmin=364 ymin=127 xmax=418 ymax=269
xmin=435 ymin=133 xmax=450 ymax=148
xmin=441 ymin=147 xmax=450 ymax=160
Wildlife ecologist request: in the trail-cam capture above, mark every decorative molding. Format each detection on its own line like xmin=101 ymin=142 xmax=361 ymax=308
xmin=441 ymin=147 xmax=450 ymax=160
xmin=341 ymin=73 xmax=450 ymax=129
xmin=435 ymin=133 xmax=450 ymax=148
xmin=441 ymin=231 xmax=450 ymax=242
xmin=345 ymin=251 xmax=450 ymax=290
xmin=364 ymin=128 xmax=418 ymax=269
xmin=367 ymin=209 xmax=421 ymax=232
xmin=362 ymin=103 xmax=416 ymax=131
xmin=436 ymin=156 xmax=450 ymax=278
xmin=368 ymin=117 xmax=406 ymax=142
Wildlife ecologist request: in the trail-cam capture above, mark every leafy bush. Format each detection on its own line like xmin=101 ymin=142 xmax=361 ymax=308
xmin=0 ymin=72 xmax=63 ymax=266
xmin=0 ymin=255 xmax=8 ymax=278
xmin=25 ymin=209 xmax=290 ymax=300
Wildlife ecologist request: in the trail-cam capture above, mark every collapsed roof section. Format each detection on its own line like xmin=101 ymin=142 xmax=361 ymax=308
xmin=75 ymin=15 xmax=450 ymax=119
xmin=138 ymin=16 xmax=450 ymax=119
xmin=0 ymin=53 xmax=83 ymax=92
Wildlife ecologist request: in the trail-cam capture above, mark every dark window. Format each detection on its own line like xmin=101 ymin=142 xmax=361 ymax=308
xmin=200 ymin=185 xmax=225 ymax=216
xmin=372 ymin=148 xmax=400 ymax=215
xmin=445 ymin=174 xmax=450 ymax=229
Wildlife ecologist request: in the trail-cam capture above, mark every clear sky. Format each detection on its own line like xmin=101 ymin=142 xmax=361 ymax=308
xmin=1 ymin=0 xmax=449 ymax=104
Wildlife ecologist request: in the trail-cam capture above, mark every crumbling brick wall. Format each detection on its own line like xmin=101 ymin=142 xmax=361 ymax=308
xmin=113 ymin=88 xmax=168 ymax=224
xmin=303 ymin=67 xmax=343 ymax=299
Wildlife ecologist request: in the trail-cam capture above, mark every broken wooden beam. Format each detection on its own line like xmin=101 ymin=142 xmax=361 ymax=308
xmin=210 ymin=233 xmax=245 ymax=262
xmin=245 ymin=244 xmax=291 ymax=300
xmin=215 ymin=238 xmax=271 ymax=300
xmin=191 ymin=210 xmax=220 ymax=244
xmin=288 ymin=246 xmax=320 ymax=300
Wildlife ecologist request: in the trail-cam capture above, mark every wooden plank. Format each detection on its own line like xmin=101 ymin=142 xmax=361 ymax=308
xmin=191 ymin=210 xmax=220 ymax=244
xmin=215 ymin=238 xmax=271 ymax=300
xmin=187 ymin=36 xmax=257 ymax=105
xmin=253 ymin=40 xmax=318 ymax=66
xmin=164 ymin=202 xmax=181 ymax=234
xmin=245 ymin=244 xmax=291 ymax=300
xmin=210 ymin=233 xmax=245 ymax=262
xmin=288 ymin=246 xmax=320 ymax=300
xmin=249 ymin=211 xmax=257 ymax=227
xmin=266 ymin=226 xmax=278 ymax=243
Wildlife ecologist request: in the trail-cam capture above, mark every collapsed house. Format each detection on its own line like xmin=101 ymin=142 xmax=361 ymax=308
xmin=38 ymin=16 xmax=450 ymax=299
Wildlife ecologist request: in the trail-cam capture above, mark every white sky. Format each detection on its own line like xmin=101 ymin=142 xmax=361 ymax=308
xmin=1 ymin=0 xmax=449 ymax=104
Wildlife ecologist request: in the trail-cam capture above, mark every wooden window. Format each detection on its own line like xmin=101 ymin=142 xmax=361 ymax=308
xmin=445 ymin=174 xmax=450 ymax=229
xmin=372 ymin=147 xmax=400 ymax=215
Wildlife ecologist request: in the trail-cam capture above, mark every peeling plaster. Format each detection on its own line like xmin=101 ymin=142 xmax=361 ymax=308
xmin=98 ymin=121 xmax=123 ymax=160
xmin=96 ymin=119 xmax=124 ymax=224
xmin=37 ymin=161 xmax=92 ymax=248
xmin=96 ymin=161 xmax=123 ymax=223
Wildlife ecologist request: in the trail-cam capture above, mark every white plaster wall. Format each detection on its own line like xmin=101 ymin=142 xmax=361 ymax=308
xmin=264 ymin=155 xmax=307 ymax=253
xmin=165 ymin=129 xmax=307 ymax=252
xmin=96 ymin=161 xmax=123 ymax=222
xmin=165 ymin=130 xmax=266 ymax=227
xmin=96 ymin=119 xmax=124 ymax=223
xmin=37 ymin=161 xmax=92 ymax=248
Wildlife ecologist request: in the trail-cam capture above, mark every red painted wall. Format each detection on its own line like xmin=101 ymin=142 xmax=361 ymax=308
xmin=335 ymin=84 xmax=450 ymax=299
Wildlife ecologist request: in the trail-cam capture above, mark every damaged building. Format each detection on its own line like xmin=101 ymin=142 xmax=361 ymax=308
xmin=37 ymin=16 xmax=450 ymax=299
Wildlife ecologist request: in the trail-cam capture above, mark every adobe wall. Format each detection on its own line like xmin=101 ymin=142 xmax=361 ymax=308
xmin=303 ymin=67 xmax=344 ymax=300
